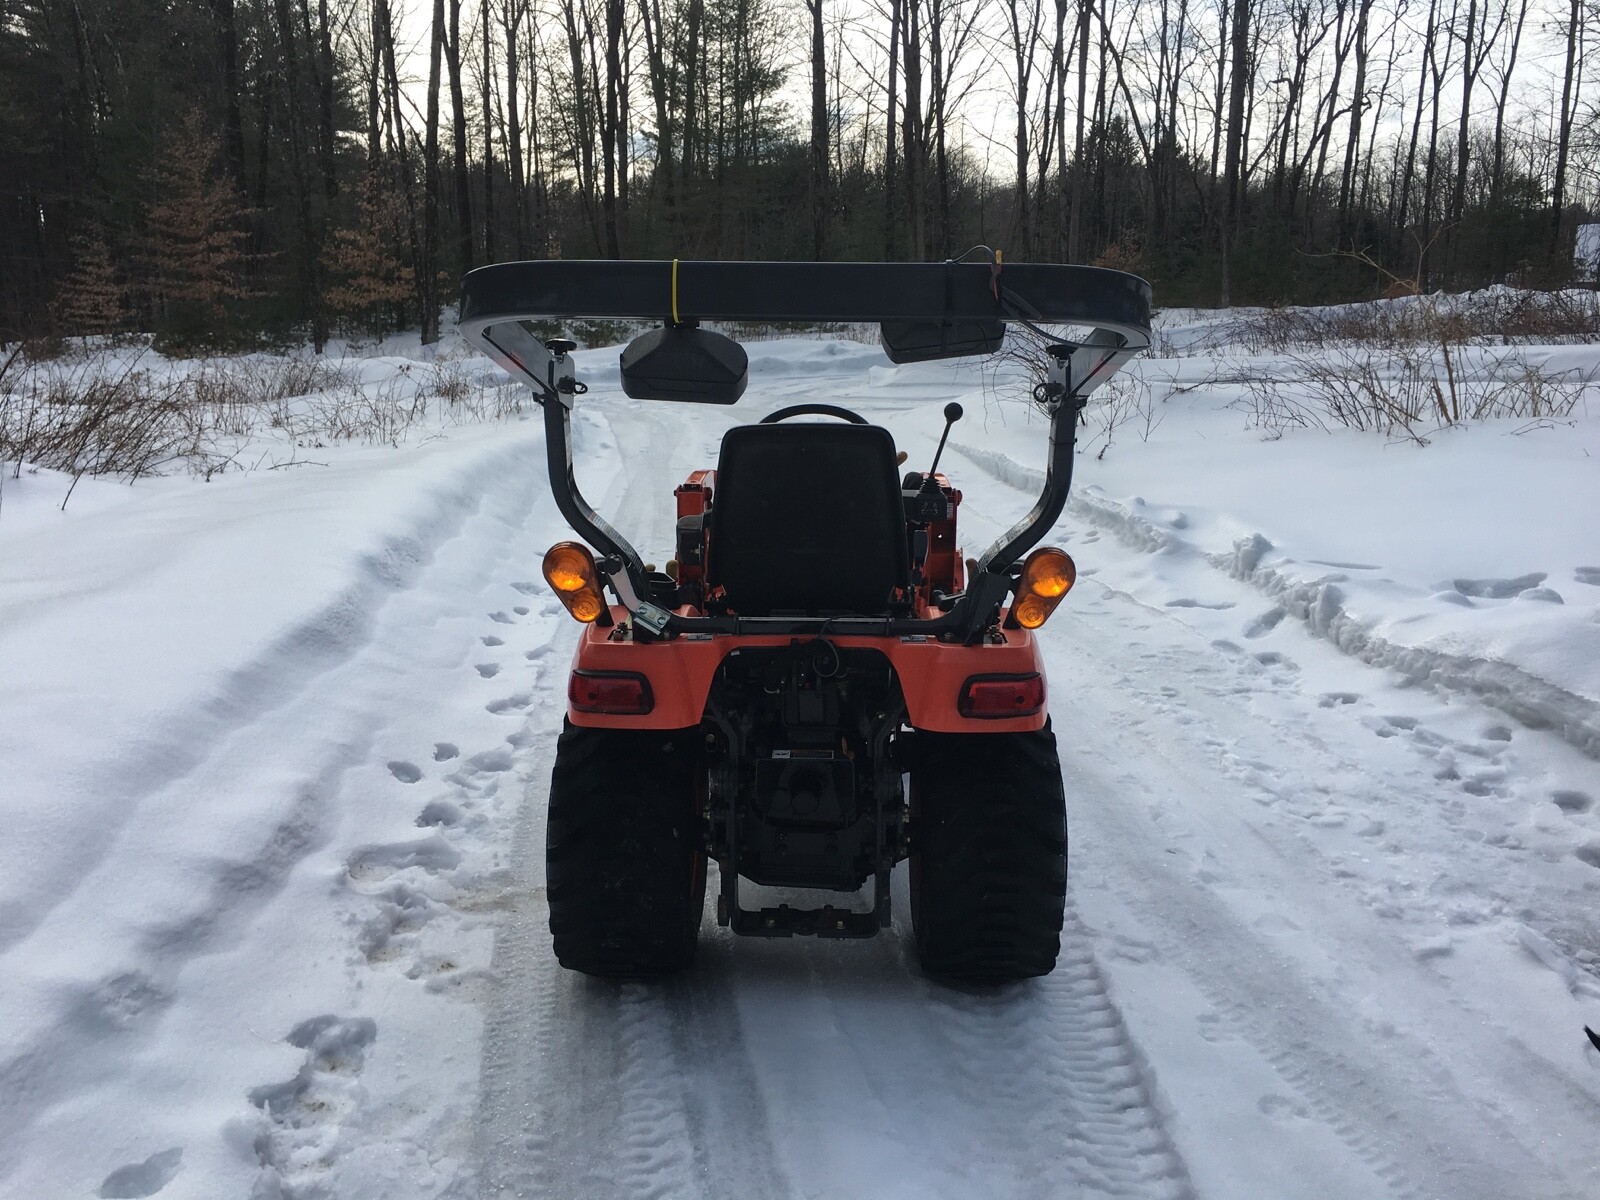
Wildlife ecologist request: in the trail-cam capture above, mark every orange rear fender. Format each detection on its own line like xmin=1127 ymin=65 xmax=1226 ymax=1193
xmin=565 ymin=606 xmax=1048 ymax=733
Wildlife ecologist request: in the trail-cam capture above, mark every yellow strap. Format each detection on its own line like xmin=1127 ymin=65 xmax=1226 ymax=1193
xmin=671 ymin=258 xmax=680 ymax=325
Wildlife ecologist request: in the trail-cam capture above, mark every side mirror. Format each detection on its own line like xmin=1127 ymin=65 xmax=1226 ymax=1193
xmin=620 ymin=323 xmax=748 ymax=403
xmin=879 ymin=319 xmax=1006 ymax=364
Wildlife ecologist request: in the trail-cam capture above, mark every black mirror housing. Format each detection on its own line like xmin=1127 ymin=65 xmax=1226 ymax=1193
xmin=619 ymin=324 xmax=748 ymax=403
xmin=879 ymin=319 xmax=1006 ymax=364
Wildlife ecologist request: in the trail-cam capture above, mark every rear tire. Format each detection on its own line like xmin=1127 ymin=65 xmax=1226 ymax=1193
xmin=546 ymin=720 xmax=706 ymax=978
xmin=909 ymin=722 xmax=1067 ymax=983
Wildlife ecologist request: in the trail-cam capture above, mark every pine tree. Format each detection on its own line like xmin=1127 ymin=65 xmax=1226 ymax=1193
xmin=141 ymin=111 xmax=252 ymax=348
xmin=51 ymin=227 xmax=126 ymax=338
xmin=325 ymin=168 xmax=415 ymax=336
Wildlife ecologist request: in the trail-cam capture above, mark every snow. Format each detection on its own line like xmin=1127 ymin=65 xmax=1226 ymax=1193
xmin=1577 ymin=224 xmax=1600 ymax=281
xmin=2 ymin=311 xmax=1599 ymax=1198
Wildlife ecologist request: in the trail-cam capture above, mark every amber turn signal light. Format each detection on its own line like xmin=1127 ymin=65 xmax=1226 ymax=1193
xmin=1012 ymin=546 xmax=1077 ymax=629
xmin=542 ymin=541 xmax=607 ymax=623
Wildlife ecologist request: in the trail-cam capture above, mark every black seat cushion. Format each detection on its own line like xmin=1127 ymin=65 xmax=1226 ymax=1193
xmin=707 ymin=423 xmax=910 ymax=616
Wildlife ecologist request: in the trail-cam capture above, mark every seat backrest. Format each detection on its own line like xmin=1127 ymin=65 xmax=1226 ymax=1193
xmin=707 ymin=423 xmax=909 ymax=616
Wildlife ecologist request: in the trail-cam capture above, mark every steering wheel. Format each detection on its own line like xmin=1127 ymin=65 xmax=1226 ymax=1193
xmin=759 ymin=403 xmax=869 ymax=425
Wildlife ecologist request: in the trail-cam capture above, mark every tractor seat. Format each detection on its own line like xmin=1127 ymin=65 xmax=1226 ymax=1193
xmin=706 ymin=423 xmax=910 ymax=617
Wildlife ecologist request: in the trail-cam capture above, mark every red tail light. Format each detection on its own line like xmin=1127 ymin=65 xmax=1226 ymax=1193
xmin=959 ymin=673 xmax=1045 ymax=719
xmin=569 ymin=670 xmax=654 ymax=715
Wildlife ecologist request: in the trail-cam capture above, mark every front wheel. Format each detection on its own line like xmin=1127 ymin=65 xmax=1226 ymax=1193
xmin=909 ymin=722 xmax=1067 ymax=983
xmin=546 ymin=721 xmax=706 ymax=978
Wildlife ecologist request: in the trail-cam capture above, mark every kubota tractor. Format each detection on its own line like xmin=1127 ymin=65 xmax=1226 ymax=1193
xmin=460 ymin=258 xmax=1151 ymax=983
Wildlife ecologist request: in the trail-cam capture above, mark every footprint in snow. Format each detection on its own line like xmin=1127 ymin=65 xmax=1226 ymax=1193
xmin=98 ymin=1147 xmax=183 ymax=1198
xmin=486 ymin=693 xmax=531 ymax=715
xmin=1552 ymin=790 xmax=1592 ymax=814
xmin=249 ymin=1015 xmax=377 ymax=1118
xmin=1574 ymin=844 xmax=1600 ymax=870
xmin=476 ymin=662 xmax=501 ymax=678
xmin=481 ymin=635 xmax=504 ymax=647
xmin=387 ymin=761 xmax=422 ymax=784
xmin=346 ymin=836 xmax=462 ymax=882
xmin=510 ymin=580 xmax=539 ymax=595
xmin=1257 ymin=1094 xmax=1309 ymax=1122
xmin=488 ymin=611 xmax=515 ymax=624
xmin=513 ymin=605 xmax=530 ymax=616
xmin=1481 ymin=724 xmax=1513 ymax=742
xmin=1253 ymin=912 xmax=1302 ymax=935
xmin=1318 ymin=691 xmax=1360 ymax=708
xmin=466 ymin=748 xmax=514 ymax=774
xmin=1242 ymin=607 xmax=1286 ymax=638
xmin=1449 ymin=572 xmax=1546 ymax=599
xmin=1575 ymin=567 xmax=1600 ymax=586
xmin=433 ymin=742 xmax=459 ymax=762
xmin=416 ymin=799 xmax=464 ymax=828
xmin=78 ymin=970 xmax=171 ymax=1032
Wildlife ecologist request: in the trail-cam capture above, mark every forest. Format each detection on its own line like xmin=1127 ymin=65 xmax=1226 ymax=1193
xmin=2 ymin=0 xmax=1597 ymax=348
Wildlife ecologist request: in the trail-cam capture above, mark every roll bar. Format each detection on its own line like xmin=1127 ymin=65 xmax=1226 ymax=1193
xmin=457 ymin=259 xmax=1152 ymax=642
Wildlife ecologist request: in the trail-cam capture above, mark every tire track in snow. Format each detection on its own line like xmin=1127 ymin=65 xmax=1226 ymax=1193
xmin=1 ymin=434 xmax=560 ymax=1192
xmin=921 ymin=907 xmax=1195 ymax=1200
xmin=1049 ymin=614 xmax=1591 ymax=1200
xmin=476 ymin=401 xmax=788 ymax=1200
xmin=475 ymin=736 xmax=787 ymax=1199
xmin=0 ymin=435 xmax=547 ymax=959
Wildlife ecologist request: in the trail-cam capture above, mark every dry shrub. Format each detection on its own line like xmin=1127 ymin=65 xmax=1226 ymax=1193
xmin=421 ymin=361 xmax=472 ymax=407
xmin=1238 ymin=346 xmax=1595 ymax=443
xmin=1235 ymin=289 xmax=1600 ymax=353
xmin=1 ymin=356 xmax=237 ymax=485
xmin=1 ymin=347 xmax=521 ymax=490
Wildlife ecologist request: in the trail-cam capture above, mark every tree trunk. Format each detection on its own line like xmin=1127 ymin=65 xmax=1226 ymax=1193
xmin=1068 ymin=0 xmax=1089 ymax=262
xmin=1221 ymin=0 xmax=1250 ymax=303
xmin=638 ymin=0 xmax=675 ymax=236
xmin=806 ymin=0 xmax=828 ymax=259
xmin=1550 ymin=0 xmax=1580 ymax=253
xmin=1488 ymin=0 xmax=1527 ymax=212
xmin=1397 ymin=0 xmax=1437 ymax=234
xmin=366 ymin=0 xmax=382 ymax=166
xmin=422 ymin=0 xmax=445 ymax=343
xmin=445 ymin=0 xmax=474 ymax=275
xmin=601 ymin=0 xmax=624 ymax=257
xmin=314 ymin=0 xmax=336 ymax=205
xmin=683 ymin=0 xmax=702 ymax=183
xmin=901 ymin=0 xmax=925 ymax=257
xmin=1337 ymin=0 xmax=1371 ymax=236
xmin=482 ymin=0 xmax=496 ymax=263
xmin=273 ymin=0 xmax=326 ymax=349
xmin=504 ymin=0 xmax=528 ymax=257
xmin=1006 ymin=0 xmax=1032 ymax=256
xmin=884 ymin=0 xmax=902 ymax=259
xmin=210 ymin=0 xmax=246 ymax=189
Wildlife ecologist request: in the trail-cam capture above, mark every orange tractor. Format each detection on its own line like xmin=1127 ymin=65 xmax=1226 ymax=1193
xmin=460 ymin=258 xmax=1150 ymax=982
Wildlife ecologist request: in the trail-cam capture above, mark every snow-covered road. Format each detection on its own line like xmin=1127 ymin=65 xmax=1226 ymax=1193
xmin=3 ymin=332 xmax=1598 ymax=1198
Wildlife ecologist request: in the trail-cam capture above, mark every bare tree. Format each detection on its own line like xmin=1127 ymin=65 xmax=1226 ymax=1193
xmin=806 ymin=0 xmax=829 ymax=258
